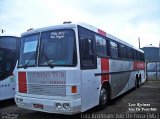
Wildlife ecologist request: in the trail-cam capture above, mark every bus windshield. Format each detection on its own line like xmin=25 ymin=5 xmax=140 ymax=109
xmin=18 ymin=29 xmax=77 ymax=68
xmin=0 ymin=36 xmax=19 ymax=80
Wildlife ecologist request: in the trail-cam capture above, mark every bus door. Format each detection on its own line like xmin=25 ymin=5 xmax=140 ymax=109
xmin=80 ymin=35 xmax=101 ymax=111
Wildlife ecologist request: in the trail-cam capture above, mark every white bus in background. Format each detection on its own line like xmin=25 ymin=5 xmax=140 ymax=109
xmin=0 ymin=35 xmax=20 ymax=101
xmin=15 ymin=22 xmax=145 ymax=114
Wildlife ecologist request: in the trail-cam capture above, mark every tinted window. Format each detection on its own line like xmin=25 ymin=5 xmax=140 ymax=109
xmin=110 ymin=41 xmax=118 ymax=58
xmin=120 ymin=44 xmax=127 ymax=59
xmin=0 ymin=37 xmax=17 ymax=50
xmin=140 ymin=53 xmax=144 ymax=61
xmin=127 ymin=47 xmax=133 ymax=60
xmin=95 ymin=35 xmax=107 ymax=57
xmin=133 ymin=50 xmax=137 ymax=60
xmin=80 ymin=37 xmax=95 ymax=67
xmin=18 ymin=34 xmax=39 ymax=67
xmin=0 ymin=36 xmax=19 ymax=80
xmin=137 ymin=52 xmax=141 ymax=61
xmin=78 ymin=26 xmax=96 ymax=69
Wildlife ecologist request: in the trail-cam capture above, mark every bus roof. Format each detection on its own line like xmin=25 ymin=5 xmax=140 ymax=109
xmin=0 ymin=33 xmax=20 ymax=38
xmin=21 ymin=22 xmax=143 ymax=53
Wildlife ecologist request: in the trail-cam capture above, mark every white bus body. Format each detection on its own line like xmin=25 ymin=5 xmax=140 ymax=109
xmin=15 ymin=23 xmax=145 ymax=114
xmin=0 ymin=36 xmax=20 ymax=101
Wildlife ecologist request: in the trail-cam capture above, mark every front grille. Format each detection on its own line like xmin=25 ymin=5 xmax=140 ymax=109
xmin=28 ymin=84 xmax=66 ymax=96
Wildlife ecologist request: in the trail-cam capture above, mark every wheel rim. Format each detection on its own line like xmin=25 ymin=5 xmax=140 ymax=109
xmin=135 ymin=80 xmax=137 ymax=87
xmin=100 ymin=88 xmax=107 ymax=105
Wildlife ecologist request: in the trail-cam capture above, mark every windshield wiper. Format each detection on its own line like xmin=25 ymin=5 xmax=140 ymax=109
xmin=41 ymin=44 xmax=54 ymax=68
xmin=23 ymin=53 xmax=36 ymax=69
xmin=42 ymin=52 xmax=54 ymax=68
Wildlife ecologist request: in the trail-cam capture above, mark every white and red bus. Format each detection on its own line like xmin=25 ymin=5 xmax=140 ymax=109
xmin=15 ymin=23 xmax=145 ymax=114
xmin=0 ymin=35 xmax=20 ymax=101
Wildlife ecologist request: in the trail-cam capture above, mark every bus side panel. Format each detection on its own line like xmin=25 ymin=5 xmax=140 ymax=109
xmin=0 ymin=76 xmax=16 ymax=101
xmin=128 ymin=71 xmax=137 ymax=90
xmin=81 ymin=69 xmax=101 ymax=112
xmin=109 ymin=60 xmax=132 ymax=99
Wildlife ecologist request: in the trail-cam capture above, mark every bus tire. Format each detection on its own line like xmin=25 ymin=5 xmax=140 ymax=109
xmin=98 ymin=86 xmax=108 ymax=109
xmin=139 ymin=74 xmax=142 ymax=86
xmin=135 ymin=79 xmax=138 ymax=88
xmin=135 ymin=75 xmax=140 ymax=88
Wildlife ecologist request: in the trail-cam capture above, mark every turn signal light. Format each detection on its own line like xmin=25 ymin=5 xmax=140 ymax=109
xmin=71 ymin=86 xmax=77 ymax=93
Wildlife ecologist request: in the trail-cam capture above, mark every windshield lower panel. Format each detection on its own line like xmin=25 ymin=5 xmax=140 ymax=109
xmin=39 ymin=29 xmax=77 ymax=67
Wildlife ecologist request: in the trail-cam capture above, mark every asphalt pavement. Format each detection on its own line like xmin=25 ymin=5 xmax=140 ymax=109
xmin=0 ymin=80 xmax=160 ymax=119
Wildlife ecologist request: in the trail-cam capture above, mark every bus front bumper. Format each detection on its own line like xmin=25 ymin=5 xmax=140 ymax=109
xmin=14 ymin=95 xmax=81 ymax=115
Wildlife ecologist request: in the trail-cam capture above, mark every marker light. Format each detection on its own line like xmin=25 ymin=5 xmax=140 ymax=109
xmin=71 ymin=86 xmax=77 ymax=93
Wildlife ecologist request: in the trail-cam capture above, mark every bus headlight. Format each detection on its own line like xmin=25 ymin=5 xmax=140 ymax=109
xmin=55 ymin=103 xmax=62 ymax=110
xmin=16 ymin=98 xmax=23 ymax=104
xmin=63 ymin=103 xmax=71 ymax=110
xmin=55 ymin=102 xmax=71 ymax=111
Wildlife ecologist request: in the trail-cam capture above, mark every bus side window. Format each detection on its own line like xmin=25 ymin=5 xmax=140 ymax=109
xmin=127 ymin=47 xmax=133 ymax=60
xmin=80 ymin=37 xmax=96 ymax=69
xmin=95 ymin=35 xmax=107 ymax=57
xmin=137 ymin=52 xmax=140 ymax=61
xmin=140 ymin=53 xmax=144 ymax=61
xmin=133 ymin=50 xmax=137 ymax=60
xmin=110 ymin=41 xmax=118 ymax=58
xmin=120 ymin=44 xmax=127 ymax=59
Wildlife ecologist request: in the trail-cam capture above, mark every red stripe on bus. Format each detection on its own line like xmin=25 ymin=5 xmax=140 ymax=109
xmin=18 ymin=72 xmax=27 ymax=93
xmin=98 ymin=29 xmax=106 ymax=36
xmin=133 ymin=61 xmax=145 ymax=70
xmin=101 ymin=58 xmax=109 ymax=83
